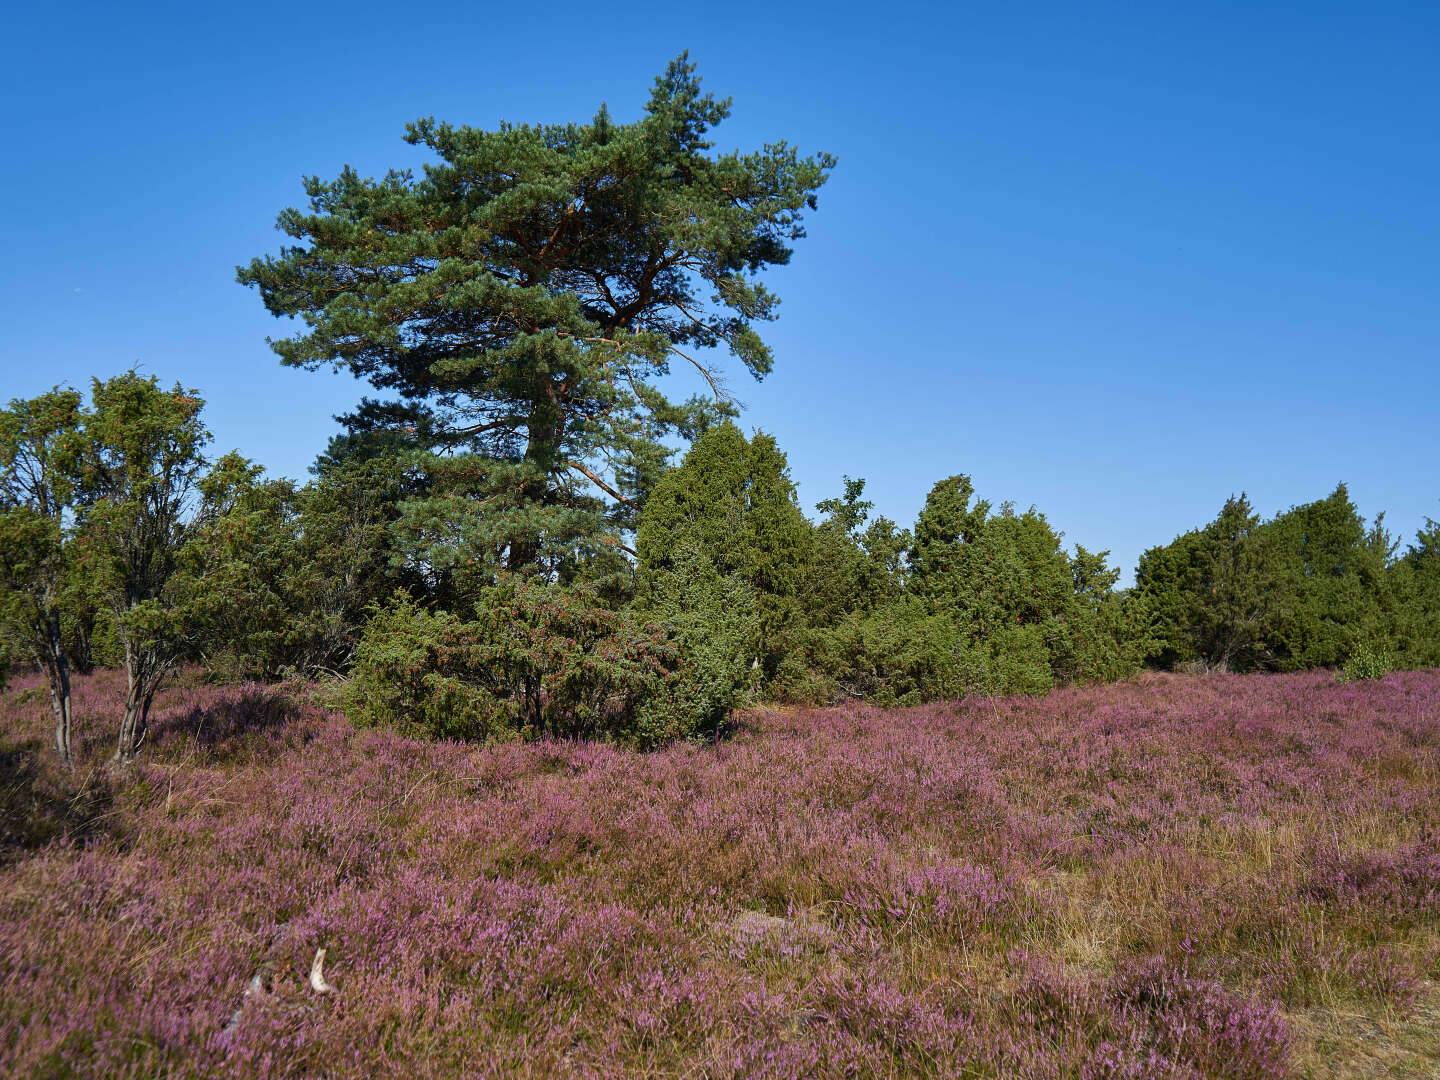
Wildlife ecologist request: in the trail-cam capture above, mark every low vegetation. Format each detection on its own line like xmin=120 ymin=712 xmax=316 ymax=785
xmin=2 ymin=667 xmax=1437 ymax=1077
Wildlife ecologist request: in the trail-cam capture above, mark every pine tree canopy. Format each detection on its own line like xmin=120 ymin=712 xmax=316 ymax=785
xmin=238 ymin=55 xmax=833 ymax=573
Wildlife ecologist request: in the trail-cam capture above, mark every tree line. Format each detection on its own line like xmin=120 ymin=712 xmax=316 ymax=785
xmin=3 ymin=57 xmax=1435 ymax=760
xmin=1135 ymin=488 xmax=1438 ymax=675
xmin=2 ymin=379 xmax=1434 ymax=762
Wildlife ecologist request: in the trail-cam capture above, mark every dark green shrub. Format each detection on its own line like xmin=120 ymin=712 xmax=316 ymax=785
xmin=637 ymin=423 xmax=812 ymax=682
xmin=343 ymin=583 xmax=699 ymax=745
xmin=803 ymin=597 xmax=967 ymax=706
xmin=341 ymin=597 xmax=505 ymax=740
xmin=639 ymin=542 xmax=760 ymax=732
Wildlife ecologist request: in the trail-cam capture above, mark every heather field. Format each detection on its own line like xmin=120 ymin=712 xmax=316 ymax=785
xmin=2 ymin=671 xmax=1439 ymax=1078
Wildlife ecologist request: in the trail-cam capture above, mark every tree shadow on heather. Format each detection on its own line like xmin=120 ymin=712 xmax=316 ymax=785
xmin=0 ymin=739 xmax=114 ymax=863
xmin=149 ymin=685 xmax=321 ymax=764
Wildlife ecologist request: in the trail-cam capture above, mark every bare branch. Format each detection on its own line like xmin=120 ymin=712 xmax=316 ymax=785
xmin=600 ymin=534 xmax=638 ymax=558
xmin=567 ymin=461 xmax=634 ymax=505
xmin=667 ymin=344 xmax=727 ymax=404
xmin=556 ymin=332 xmax=623 ymax=348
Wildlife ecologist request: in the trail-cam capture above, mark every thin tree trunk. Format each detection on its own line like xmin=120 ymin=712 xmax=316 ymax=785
xmin=117 ymin=643 xmax=154 ymax=763
xmin=527 ymin=674 xmax=543 ymax=735
xmin=506 ymin=411 xmax=563 ymax=573
xmin=70 ymin=615 xmax=95 ymax=676
xmin=42 ymin=610 xmax=73 ymax=765
xmin=118 ymin=660 xmax=139 ymax=762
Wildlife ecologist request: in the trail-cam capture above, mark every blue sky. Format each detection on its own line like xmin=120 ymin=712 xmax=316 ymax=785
xmin=3 ymin=1 xmax=1436 ymax=580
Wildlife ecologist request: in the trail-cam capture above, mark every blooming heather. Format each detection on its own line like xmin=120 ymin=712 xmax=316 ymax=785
xmin=1 ymin=668 xmax=1438 ymax=1076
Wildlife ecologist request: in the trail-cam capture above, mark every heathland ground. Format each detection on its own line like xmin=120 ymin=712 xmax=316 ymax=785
xmin=2 ymin=669 xmax=1438 ymax=1078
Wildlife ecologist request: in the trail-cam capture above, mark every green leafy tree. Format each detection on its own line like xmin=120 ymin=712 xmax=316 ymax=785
xmin=340 ymin=596 xmax=498 ymax=741
xmin=181 ymin=453 xmax=305 ymax=680
xmin=1133 ymin=528 xmax=1207 ymax=667
xmin=1055 ymin=544 xmax=1152 ymax=685
xmin=181 ymin=450 xmax=422 ymax=679
xmin=297 ymin=452 xmax=426 ymax=667
xmin=809 ymin=596 xmax=967 ymax=706
xmin=799 ymin=473 xmax=1143 ymax=705
xmin=77 ymin=372 xmax=210 ymax=762
xmin=790 ymin=477 xmax=915 ymax=703
xmin=1192 ymin=495 xmax=1277 ymax=670
xmin=636 ymin=421 xmax=812 ymax=677
xmin=1136 ymin=494 xmax=1279 ymax=671
xmin=909 ymin=476 xmax=1067 ymax=694
xmin=0 ymin=388 xmax=84 ymax=762
xmin=239 ymin=55 xmax=833 ymax=578
xmin=57 ymin=529 xmax=119 ymax=675
xmin=802 ymin=476 xmax=908 ymax=627
xmin=1136 ymin=488 xmax=1401 ymax=674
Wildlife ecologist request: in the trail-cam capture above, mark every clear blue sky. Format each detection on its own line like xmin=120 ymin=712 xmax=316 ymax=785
xmin=3 ymin=1 xmax=1436 ymax=580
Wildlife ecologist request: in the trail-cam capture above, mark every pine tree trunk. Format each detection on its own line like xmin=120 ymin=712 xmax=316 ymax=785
xmin=526 ymin=673 xmax=544 ymax=735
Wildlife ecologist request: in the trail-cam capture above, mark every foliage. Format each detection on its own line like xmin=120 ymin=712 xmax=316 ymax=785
xmin=58 ymin=530 xmax=121 ymax=675
xmin=386 ymin=448 xmax=612 ymax=598
xmin=637 ymin=422 xmax=812 ymax=679
xmin=1133 ymin=527 xmax=1206 ymax=668
xmin=1055 ymin=543 xmax=1154 ymax=684
xmin=76 ymin=371 xmax=211 ymax=761
xmin=1138 ymin=486 xmax=1403 ymax=674
xmin=12 ymin=364 xmax=1423 ymax=743
xmin=788 ymin=472 xmax=1146 ymax=706
xmin=184 ymin=451 xmax=420 ymax=680
xmin=906 ymin=474 xmax=1143 ymax=696
xmin=469 ymin=580 xmax=687 ymax=743
xmin=1340 ymin=641 xmax=1394 ymax=682
xmin=1391 ymin=515 xmax=1440 ymax=668
xmin=0 ymin=387 xmax=85 ymax=761
xmin=296 ymin=453 xmax=426 ymax=664
xmin=1136 ymin=495 xmax=1277 ymax=671
xmin=343 ymin=583 xmax=692 ymax=745
xmin=801 ymin=476 xmax=907 ymax=627
xmin=1265 ymin=485 xmax=1392 ymax=670
xmin=637 ymin=540 xmax=760 ymax=731
xmin=339 ymin=596 xmax=502 ymax=741
xmin=1190 ymin=495 xmax=1281 ymax=671
xmin=182 ymin=453 xmax=301 ymax=680
xmin=802 ymin=595 xmax=967 ymax=706
xmin=239 ymin=55 xmax=833 ymax=577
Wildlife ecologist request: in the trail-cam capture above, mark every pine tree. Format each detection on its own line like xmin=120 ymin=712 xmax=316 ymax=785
xmin=239 ymin=56 xmax=833 ymax=578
